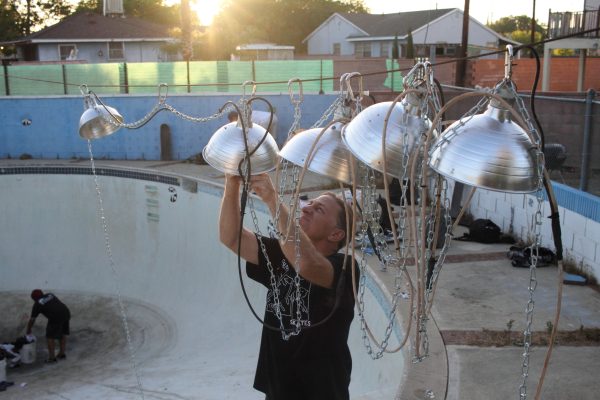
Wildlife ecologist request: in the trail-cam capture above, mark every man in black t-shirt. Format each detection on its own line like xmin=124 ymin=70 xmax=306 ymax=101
xmin=27 ymin=289 xmax=71 ymax=363
xmin=219 ymin=173 xmax=358 ymax=400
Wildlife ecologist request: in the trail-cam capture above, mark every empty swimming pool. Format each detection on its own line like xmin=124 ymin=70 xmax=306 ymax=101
xmin=0 ymin=163 xmax=406 ymax=399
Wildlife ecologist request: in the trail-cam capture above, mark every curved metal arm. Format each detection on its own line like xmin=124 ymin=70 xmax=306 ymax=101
xmin=245 ymin=96 xmax=275 ymax=158
xmin=218 ymin=101 xmax=249 ymax=177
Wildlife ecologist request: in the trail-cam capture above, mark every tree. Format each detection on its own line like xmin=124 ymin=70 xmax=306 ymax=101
xmin=392 ymin=33 xmax=399 ymax=59
xmin=0 ymin=3 xmax=23 ymax=44
xmin=12 ymin=0 xmax=73 ymax=36
xmin=487 ymin=15 xmax=547 ymax=55
xmin=75 ymin=0 xmax=102 ymax=13
xmin=405 ymin=29 xmax=414 ymax=59
xmin=123 ymin=0 xmax=181 ymax=27
xmin=206 ymin=0 xmax=368 ymax=60
xmin=488 ymin=15 xmax=536 ymax=34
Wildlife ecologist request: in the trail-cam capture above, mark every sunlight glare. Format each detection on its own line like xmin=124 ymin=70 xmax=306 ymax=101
xmin=190 ymin=0 xmax=223 ymax=26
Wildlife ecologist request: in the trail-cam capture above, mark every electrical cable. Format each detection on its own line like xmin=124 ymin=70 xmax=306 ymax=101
xmin=228 ymin=102 xmax=355 ymax=334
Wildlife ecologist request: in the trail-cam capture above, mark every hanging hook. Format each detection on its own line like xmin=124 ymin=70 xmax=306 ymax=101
xmin=403 ymin=61 xmax=426 ymax=89
xmin=79 ymin=84 xmax=95 ymax=109
xmin=504 ymin=44 xmax=514 ymax=80
xmin=158 ymin=83 xmax=169 ymax=104
xmin=287 ymin=78 xmax=304 ymax=106
xmin=79 ymin=84 xmax=90 ymax=96
xmin=344 ymin=71 xmax=364 ymax=103
xmin=242 ymin=80 xmax=257 ymax=98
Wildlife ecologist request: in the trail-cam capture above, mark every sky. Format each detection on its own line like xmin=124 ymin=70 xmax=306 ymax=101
xmin=365 ymin=0 xmax=580 ymax=25
xmin=190 ymin=0 xmax=581 ymax=26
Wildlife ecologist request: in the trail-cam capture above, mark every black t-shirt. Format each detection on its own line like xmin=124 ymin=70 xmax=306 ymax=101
xmin=246 ymin=236 xmax=358 ymax=400
xmin=31 ymin=293 xmax=70 ymax=322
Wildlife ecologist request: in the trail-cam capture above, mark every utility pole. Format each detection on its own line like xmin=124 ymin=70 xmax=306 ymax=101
xmin=455 ymin=0 xmax=470 ymax=86
xmin=530 ymin=0 xmax=536 ymax=57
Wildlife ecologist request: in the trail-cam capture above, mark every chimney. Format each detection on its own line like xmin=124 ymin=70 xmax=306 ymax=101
xmin=104 ymin=0 xmax=124 ymax=17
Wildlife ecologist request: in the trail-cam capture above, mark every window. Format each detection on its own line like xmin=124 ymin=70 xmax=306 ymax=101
xmin=436 ymin=45 xmax=458 ymax=56
xmin=354 ymin=42 xmax=371 ymax=58
xmin=380 ymin=42 xmax=389 ymax=58
xmin=59 ymin=45 xmax=77 ymax=60
xmin=108 ymin=42 xmax=124 ymax=60
xmin=445 ymin=46 xmax=457 ymax=56
xmin=333 ymin=43 xmax=340 ymax=56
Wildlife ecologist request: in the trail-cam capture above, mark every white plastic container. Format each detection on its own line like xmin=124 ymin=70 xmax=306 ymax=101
xmin=20 ymin=342 xmax=36 ymax=364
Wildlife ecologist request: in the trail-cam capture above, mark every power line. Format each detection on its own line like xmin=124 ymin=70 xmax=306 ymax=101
xmin=1 ymin=27 xmax=598 ymax=90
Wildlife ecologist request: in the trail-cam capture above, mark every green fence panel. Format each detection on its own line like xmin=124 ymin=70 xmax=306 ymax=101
xmin=1 ymin=59 xmax=338 ymax=96
xmin=0 ymin=67 xmax=6 ymax=95
xmin=216 ymin=61 xmax=254 ymax=93
xmin=65 ymin=63 xmax=123 ymax=95
xmin=8 ymin=65 xmax=64 ymax=95
xmin=188 ymin=61 xmax=254 ymax=93
xmin=254 ymin=60 xmax=333 ymax=93
xmin=384 ymin=59 xmax=403 ymax=91
xmin=127 ymin=62 xmax=190 ymax=94
xmin=186 ymin=61 xmax=219 ymax=93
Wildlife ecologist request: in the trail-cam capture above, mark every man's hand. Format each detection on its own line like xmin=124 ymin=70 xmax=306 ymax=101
xmin=248 ymin=174 xmax=277 ymax=207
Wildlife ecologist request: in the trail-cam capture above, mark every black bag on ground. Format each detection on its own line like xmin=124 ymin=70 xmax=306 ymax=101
xmin=507 ymin=246 xmax=556 ymax=268
xmin=456 ymin=219 xmax=502 ymax=243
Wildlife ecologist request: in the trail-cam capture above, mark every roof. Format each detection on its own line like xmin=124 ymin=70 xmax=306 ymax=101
xmin=303 ymin=8 xmax=519 ymax=46
xmin=10 ymin=12 xmax=172 ymax=44
xmin=341 ymin=8 xmax=456 ymax=37
xmin=302 ymin=8 xmax=455 ymax=43
xmin=236 ymin=43 xmax=295 ymax=51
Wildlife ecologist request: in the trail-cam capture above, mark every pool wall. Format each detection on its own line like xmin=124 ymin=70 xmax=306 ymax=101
xmin=0 ymin=166 xmax=405 ymax=399
xmin=0 ymin=93 xmax=339 ymax=160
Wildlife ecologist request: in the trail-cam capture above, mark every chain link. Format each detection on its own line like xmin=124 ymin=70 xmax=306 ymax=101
xmin=86 ymin=140 xmax=145 ymax=400
xmin=518 ymin=146 xmax=545 ymax=400
xmin=249 ymin=188 xmax=307 ymax=340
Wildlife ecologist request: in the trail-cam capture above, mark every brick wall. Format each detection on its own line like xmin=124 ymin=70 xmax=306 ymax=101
xmin=469 ymin=57 xmax=600 ymax=92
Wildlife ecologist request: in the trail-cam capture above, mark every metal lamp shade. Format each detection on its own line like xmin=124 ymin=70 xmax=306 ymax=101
xmin=278 ymin=123 xmax=355 ymax=184
xmin=202 ymin=122 xmax=279 ymax=175
xmin=342 ymin=101 xmax=429 ymax=178
xmin=79 ymin=104 xmax=123 ymax=140
xmin=428 ymin=104 xmax=540 ymax=193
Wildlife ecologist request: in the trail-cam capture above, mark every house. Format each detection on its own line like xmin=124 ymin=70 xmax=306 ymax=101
xmin=543 ymin=0 xmax=600 ymax=91
xmin=232 ymin=43 xmax=295 ymax=61
xmin=302 ymin=8 xmax=517 ymax=60
xmin=5 ymin=0 xmax=180 ymax=63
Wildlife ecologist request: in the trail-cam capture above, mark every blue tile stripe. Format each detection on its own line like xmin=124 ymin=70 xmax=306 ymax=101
xmin=0 ymin=166 xmax=180 ymax=186
xmin=550 ymin=182 xmax=600 ymax=222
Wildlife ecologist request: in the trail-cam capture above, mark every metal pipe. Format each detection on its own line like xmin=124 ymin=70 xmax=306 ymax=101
xmin=579 ymin=88 xmax=596 ymax=191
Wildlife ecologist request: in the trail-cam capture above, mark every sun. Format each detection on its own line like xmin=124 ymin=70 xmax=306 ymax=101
xmin=190 ymin=0 xmax=224 ymax=26
xmin=163 ymin=0 xmax=223 ymax=26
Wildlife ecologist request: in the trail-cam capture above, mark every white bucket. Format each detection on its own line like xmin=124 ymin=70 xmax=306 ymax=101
xmin=0 ymin=358 xmax=6 ymax=382
xmin=20 ymin=342 xmax=36 ymax=364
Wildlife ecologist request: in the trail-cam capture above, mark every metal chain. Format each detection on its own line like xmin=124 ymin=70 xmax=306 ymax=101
xmin=428 ymin=93 xmax=490 ymax=152
xmin=248 ymin=195 xmax=294 ymax=338
xmin=501 ymin=79 xmax=542 ymax=144
xmin=86 ymin=140 xmax=145 ymax=400
xmin=248 ymin=192 xmax=306 ymax=340
xmin=289 ymin=200 xmax=306 ymax=338
xmin=356 ymin=157 xmax=413 ymax=359
xmin=270 ymin=163 xmax=300 ymax=240
xmin=163 ymin=103 xmax=232 ymax=124
xmin=518 ymin=148 xmax=545 ymax=399
xmin=286 ymin=79 xmax=304 ymax=139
